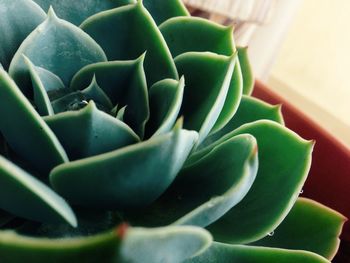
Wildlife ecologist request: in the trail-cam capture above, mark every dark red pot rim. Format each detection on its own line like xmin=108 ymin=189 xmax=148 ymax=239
xmin=253 ymin=80 xmax=350 ymax=241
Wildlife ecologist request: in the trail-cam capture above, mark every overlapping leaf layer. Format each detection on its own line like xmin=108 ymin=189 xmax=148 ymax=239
xmin=0 ymin=0 xmax=345 ymax=262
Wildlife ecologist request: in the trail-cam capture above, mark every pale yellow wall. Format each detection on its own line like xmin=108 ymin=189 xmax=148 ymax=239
xmin=268 ymin=0 xmax=350 ymax=146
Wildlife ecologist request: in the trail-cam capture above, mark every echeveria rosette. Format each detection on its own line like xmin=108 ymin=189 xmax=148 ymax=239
xmin=0 ymin=0 xmax=345 ymax=262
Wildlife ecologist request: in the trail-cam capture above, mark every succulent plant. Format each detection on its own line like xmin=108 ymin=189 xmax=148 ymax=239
xmin=0 ymin=0 xmax=346 ymax=262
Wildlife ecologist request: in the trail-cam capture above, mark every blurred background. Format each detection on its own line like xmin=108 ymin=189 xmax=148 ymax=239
xmin=184 ymin=0 xmax=350 ymax=147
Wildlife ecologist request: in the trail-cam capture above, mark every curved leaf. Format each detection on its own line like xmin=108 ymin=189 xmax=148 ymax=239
xmin=0 ymin=0 xmax=46 ymax=70
xmin=0 ymin=69 xmax=68 ymax=175
xmin=0 ymin=224 xmax=211 ymax=263
xmin=175 ymin=52 xmax=237 ymax=145
xmin=119 ymin=225 xmax=212 ymax=263
xmin=71 ymin=56 xmax=149 ymax=138
xmin=203 ymin=96 xmax=284 ymax=147
xmin=143 ymin=0 xmax=189 ymax=25
xmin=81 ymin=2 xmax=178 ymax=86
xmin=0 ymin=155 xmax=76 ymax=227
xmin=185 ymin=242 xmax=330 ymax=263
xmin=160 ymin=17 xmax=243 ymax=133
xmin=146 ymin=77 xmax=184 ymax=137
xmin=160 ymin=17 xmax=235 ymax=58
xmin=33 ymin=0 xmax=135 ymax=26
xmin=44 ymin=101 xmax=139 ymax=160
xmin=50 ymin=125 xmax=198 ymax=209
xmin=24 ymin=56 xmax=54 ymax=116
xmin=238 ymin=47 xmax=254 ymax=95
xmin=82 ymin=76 xmax=113 ymax=110
xmin=9 ymin=7 xmax=107 ymax=96
xmin=252 ymin=198 xmax=347 ymax=260
xmin=0 ymin=210 xmax=15 ymax=228
xmin=127 ymin=134 xmax=258 ymax=229
xmin=0 ymin=228 xmax=120 ymax=263
xmin=205 ymin=120 xmax=314 ymax=243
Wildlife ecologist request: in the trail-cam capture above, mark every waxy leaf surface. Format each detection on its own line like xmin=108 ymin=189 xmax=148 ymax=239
xmin=252 ymin=198 xmax=346 ymax=260
xmin=81 ymin=2 xmax=178 ymax=86
xmin=0 ymin=155 xmax=76 ymax=226
xmin=9 ymin=8 xmax=107 ymax=96
xmin=0 ymin=70 xmax=68 ymax=175
xmin=45 ymin=102 xmax=139 ymax=160
xmin=205 ymin=120 xmax=313 ymax=243
xmin=0 ymin=0 xmax=46 ymax=70
xmin=50 ymin=127 xmax=198 ymax=209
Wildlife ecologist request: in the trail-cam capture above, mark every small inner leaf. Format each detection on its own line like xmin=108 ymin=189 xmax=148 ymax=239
xmin=0 ymin=155 xmax=76 ymax=227
xmin=146 ymin=77 xmax=184 ymax=137
xmin=44 ymin=101 xmax=140 ymax=160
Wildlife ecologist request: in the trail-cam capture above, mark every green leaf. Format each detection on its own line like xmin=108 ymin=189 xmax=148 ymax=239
xmin=203 ymin=96 xmax=284 ymax=147
xmin=80 ymin=2 xmax=178 ymax=86
xmin=127 ymin=134 xmax=257 ymax=229
xmin=252 ymin=198 xmax=346 ymax=260
xmin=185 ymin=242 xmax=330 ymax=263
xmin=82 ymin=76 xmax=113 ymax=110
xmin=33 ymin=0 xmax=136 ymax=26
xmin=160 ymin=17 xmax=235 ymax=58
xmin=71 ymin=56 xmax=149 ymax=138
xmin=9 ymin=7 xmax=107 ymax=96
xmin=175 ymin=52 xmax=237 ymax=145
xmin=143 ymin=0 xmax=189 ymax=25
xmin=0 ymin=228 xmax=120 ymax=263
xmin=160 ymin=17 xmax=243 ymax=133
xmin=0 ymin=69 xmax=68 ymax=175
xmin=119 ymin=225 xmax=212 ymax=263
xmin=0 ymin=210 xmax=15 ymax=228
xmin=50 ymin=127 xmax=198 ymax=209
xmin=238 ymin=47 xmax=254 ymax=95
xmin=0 ymin=224 xmax=211 ymax=263
xmin=205 ymin=120 xmax=314 ymax=243
xmin=44 ymin=101 xmax=139 ymax=160
xmin=23 ymin=56 xmax=54 ymax=116
xmin=0 ymin=0 xmax=46 ymax=70
xmin=146 ymin=77 xmax=184 ymax=137
xmin=0 ymin=155 xmax=76 ymax=227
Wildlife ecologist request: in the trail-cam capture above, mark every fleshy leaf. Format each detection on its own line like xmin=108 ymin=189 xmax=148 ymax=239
xmin=0 ymin=156 xmax=76 ymax=227
xmin=238 ymin=47 xmax=254 ymax=95
xmin=9 ymin=7 xmax=107 ymax=96
xmin=33 ymin=0 xmax=136 ymax=26
xmin=203 ymin=96 xmax=284 ymax=147
xmin=119 ymin=225 xmax=212 ymax=263
xmin=71 ymin=56 xmax=149 ymax=138
xmin=0 ymin=0 xmax=46 ymax=70
xmin=127 ymin=134 xmax=258 ymax=228
xmin=205 ymin=120 xmax=314 ymax=243
xmin=82 ymin=76 xmax=113 ymax=110
xmin=0 ymin=224 xmax=210 ymax=263
xmin=81 ymin=2 xmax=178 ymax=86
xmin=0 ymin=228 xmax=120 ymax=262
xmin=143 ymin=0 xmax=189 ymax=25
xmin=50 ymin=126 xmax=198 ymax=209
xmin=160 ymin=17 xmax=235 ymax=58
xmin=185 ymin=242 xmax=330 ymax=263
xmin=160 ymin=17 xmax=243 ymax=132
xmin=44 ymin=101 xmax=139 ymax=160
xmin=0 ymin=69 xmax=68 ymax=175
xmin=24 ymin=56 xmax=54 ymax=116
xmin=146 ymin=77 xmax=184 ymax=137
xmin=252 ymin=198 xmax=346 ymax=260
xmin=175 ymin=52 xmax=237 ymax=145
